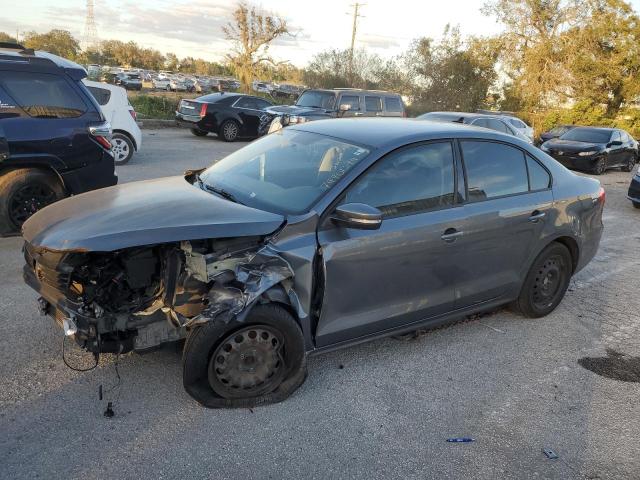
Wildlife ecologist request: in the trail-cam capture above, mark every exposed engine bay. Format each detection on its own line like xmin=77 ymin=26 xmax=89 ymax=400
xmin=23 ymin=236 xmax=302 ymax=354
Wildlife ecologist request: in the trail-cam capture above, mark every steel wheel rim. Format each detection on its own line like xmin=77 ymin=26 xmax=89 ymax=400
xmin=112 ymin=137 xmax=130 ymax=162
xmin=208 ymin=325 xmax=286 ymax=398
xmin=223 ymin=122 xmax=238 ymax=140
xmin=531 ymin=254 xmax=566 ymax=310
xmin=8 ymin=183 xmax=57 ymax=227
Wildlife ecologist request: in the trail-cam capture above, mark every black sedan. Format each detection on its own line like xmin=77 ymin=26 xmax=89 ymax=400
xmin=540 ymin=127 xmax=638 ymax=174
xmin=538 ymin=125 xmax=575 ymax=145
xmin=176 ymin=93 xmax=274 ymax=142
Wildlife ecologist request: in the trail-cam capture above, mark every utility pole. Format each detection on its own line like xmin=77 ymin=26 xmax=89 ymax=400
xmin=348 ymin=3 xmax=365 ymax=86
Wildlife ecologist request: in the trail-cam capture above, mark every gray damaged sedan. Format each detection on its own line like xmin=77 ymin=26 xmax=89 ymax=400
xmin=21 ymin=119 xmax=605 ymax=407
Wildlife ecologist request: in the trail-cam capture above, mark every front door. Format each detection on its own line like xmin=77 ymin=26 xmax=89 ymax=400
xmin=316 ymin=141 xmax=464 ymax=347
xmin=608 ymin=131 xmax=625 ymax=167
xmin=453 ymin=140 xmax=554 ymax=307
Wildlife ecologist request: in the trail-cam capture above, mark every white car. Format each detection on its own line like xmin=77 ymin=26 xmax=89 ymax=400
xmin=83 ymin=80 xmax=142 ymax=165
xmin=152 ymin=77 xmax=171 ymax=90
xmin=502 ymin=115 xmax=535 ymax=142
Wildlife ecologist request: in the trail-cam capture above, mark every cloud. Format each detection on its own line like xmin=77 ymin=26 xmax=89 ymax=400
xmin=358 ymin=33 xmax=400 ymax=50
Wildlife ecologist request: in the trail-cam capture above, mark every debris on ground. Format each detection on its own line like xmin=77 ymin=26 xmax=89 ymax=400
xmin=543 ymin=448 xmax=559 ymax=459
xmin=446 ymin=437 xmax=475 ymax=443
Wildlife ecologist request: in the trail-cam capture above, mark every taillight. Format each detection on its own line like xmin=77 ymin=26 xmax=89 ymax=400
xmin=89 ymin=122 xmax=112 ymax=151
xmin=403 ymin=110 xmax=407 ymax=118
xmin=200 ymin=103 xmax=207 ymax=117
xmin=129 ymin=109 xmax=137 ymax=121
xmin=598 ymin=186 xmax=606 ymax=204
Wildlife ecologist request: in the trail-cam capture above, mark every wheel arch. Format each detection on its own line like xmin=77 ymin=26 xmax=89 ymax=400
xmin=113 ymin=129 xmax=137 ymax=151
xmin=0 ymin=163 xmax=67 ymax=194
xmin=553 ymin=235 xmax=579 ymax=273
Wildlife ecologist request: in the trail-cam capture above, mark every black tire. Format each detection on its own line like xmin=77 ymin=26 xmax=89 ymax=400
xmin=182 ymin=303 xmax=307 ymax=408
xmin=511 ymin=242 xmax=573 ymax=318
xmin=190 ymin=128 xmax=208 ymax=137
xmin=622 ymin=155 xmax=635 ymax=172
xmin=632 ymin=202 xmax=640 ymax=209
xmin=592 ymin=157 xmax=606 ymax=175
xmin=219 ymin=120 xmax=240 ymax=142
xmin=0 ymin=168 xmax=66 ymax=235
xmin=111 ymin=132 xmax=134 ymax=165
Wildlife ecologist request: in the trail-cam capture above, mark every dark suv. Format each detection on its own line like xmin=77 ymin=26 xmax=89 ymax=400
xmin=0 ymin=43 xmax=117 ymax=234
xmin=267 ymin=88 xmax=406 ymax=132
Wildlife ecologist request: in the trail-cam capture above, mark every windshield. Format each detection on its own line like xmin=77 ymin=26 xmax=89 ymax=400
xmin=295 ymin=91 xmax=337 ymax=110
xmin=549 ymin=126 xmax=570 ymax=136
xmin=200 ymin=129 xmax=370 ymax=215
xmin=418 ymin=112 xmax=466 ymax=123
xmin=560 ymin=128 xmax=611 ymax=143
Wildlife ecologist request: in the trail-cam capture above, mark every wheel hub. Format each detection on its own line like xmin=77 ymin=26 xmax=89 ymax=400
xmin=532 ymin=256 xmax=564 ymax=307
xmin=208 ymin=325 xmax=285 ymax=398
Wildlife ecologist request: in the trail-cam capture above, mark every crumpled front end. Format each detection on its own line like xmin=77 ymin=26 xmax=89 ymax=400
xmin=23 ymin=236 xmax=302 ymax=354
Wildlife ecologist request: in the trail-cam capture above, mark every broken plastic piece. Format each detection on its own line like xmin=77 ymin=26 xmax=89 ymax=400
xmin=543 ymin=448 xmax=558 ymax=459
xmin=447 ymin=437 xmax=475 ymax=443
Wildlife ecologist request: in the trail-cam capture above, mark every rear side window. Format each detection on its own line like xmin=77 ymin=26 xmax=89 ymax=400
xmin=384 ymin=97 xmax=403 ymax=112
xmin=86 ymin=86 xmax=111 ymax=106
xmin=461 ymin=141 xmax=529 ymax=201
xmin=339 ymin=95 xmax=360 ymax=111
xmin=509 ymin=118 xmax=526 ymax=128
xmin=0 ymin=71 xmax=87 ymax=118
xmin=365 ymin=96 xmax=382 ymax=112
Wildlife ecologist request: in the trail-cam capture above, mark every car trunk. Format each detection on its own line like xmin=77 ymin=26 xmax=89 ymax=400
xmin=178 ymin=100 xmax=203 ymax=116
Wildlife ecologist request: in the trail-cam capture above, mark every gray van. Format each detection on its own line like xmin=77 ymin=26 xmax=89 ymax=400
xmin=267 ymin=88 xmax=405 ymax=132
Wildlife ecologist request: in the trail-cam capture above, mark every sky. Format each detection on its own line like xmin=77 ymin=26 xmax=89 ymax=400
xmin=2 ymin=0 xmax=640 ymax=66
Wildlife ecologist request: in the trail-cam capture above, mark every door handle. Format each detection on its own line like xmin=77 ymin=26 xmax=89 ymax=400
xmin=441 ymin=228 xmax=463 ymax=243
xmin=354 ymin=112 xmax=363 ymax=116
xmin=528 ymin=210 xmax=546 ymax=223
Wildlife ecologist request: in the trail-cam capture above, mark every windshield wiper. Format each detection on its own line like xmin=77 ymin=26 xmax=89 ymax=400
xmin=202 ymin=182 xmax=244 ymax=205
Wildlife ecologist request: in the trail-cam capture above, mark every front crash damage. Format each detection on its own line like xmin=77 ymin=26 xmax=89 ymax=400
xmin=23 ymin=237 xmax=305 ymax=355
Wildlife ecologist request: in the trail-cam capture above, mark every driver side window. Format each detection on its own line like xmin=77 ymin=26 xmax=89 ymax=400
xmin=342 ymin=142 xmax=456 ymax=218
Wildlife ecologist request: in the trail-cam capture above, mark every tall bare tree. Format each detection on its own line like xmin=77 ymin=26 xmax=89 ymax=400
xmin=223 ymin=3 xmax=289 ymax=92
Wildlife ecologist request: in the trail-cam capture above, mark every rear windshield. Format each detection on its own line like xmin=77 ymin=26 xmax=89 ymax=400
xmin=126 ymin=74 xmax=140 ymax=80
xmin=86 ymin=86 xmax=111 ymax=106
xmin=418 ymin=112 xmax=465 ymax=123
xmin=0 ymin=71 xmax=87 ymax=118
xmin=560 ymin=128 xmax=612 ymax=143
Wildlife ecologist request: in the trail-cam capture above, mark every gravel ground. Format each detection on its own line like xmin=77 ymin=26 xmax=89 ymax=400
xmin=1 ymin=128 xmax=639 ymax=479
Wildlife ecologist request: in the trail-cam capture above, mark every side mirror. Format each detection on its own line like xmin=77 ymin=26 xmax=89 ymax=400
xmin=331 ymin=203 xmax=383 ymax=230
xmin=608 ymin=140 xmax=623 ymax=147
xmin=339 ymin=104 xmax=351 ymax=112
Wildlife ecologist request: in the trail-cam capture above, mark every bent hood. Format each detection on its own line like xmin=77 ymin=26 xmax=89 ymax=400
xmin=22 ymin=176 xmax=285 ymax=252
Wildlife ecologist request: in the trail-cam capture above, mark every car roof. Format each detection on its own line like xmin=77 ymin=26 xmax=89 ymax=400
xmin=290 ymin=118 xmax=528 ymax=150
xmin=0 ymin=43 xmax=87 ymax=81
xmin=304 ymin=88 xmax=400 ymax=96
xmin=569 ymin=126 xmax=615 ymax=133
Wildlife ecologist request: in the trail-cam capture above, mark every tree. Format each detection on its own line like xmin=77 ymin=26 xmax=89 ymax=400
xmin=223 ymin=2 xmax=289 ymax=92
xmin=0 ymin=32 xmax=17 ymax=43
xmin=22 ymin=29 xmax=80 ymax=59
xmin=303 ymin=48 xmax=384 ymax=89
xmin=564 ymin=0 xmax=640 ymax=115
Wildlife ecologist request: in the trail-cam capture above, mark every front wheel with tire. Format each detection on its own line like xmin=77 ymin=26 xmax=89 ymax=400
xmin=511 ymin=242 xmax=573 ymax=318
xmin=0 ymin=168 xmax=65 ymax=235
xmin=190 ymin=128 xmax=208 ymax=137
xmin=111 ymin=133 xmax=134 ymax=165
xmin=592 ymin=157 xmax=606 ymax=175
xmin=219 ymin=120 xmax=240 ymax=142
xmin=182 ymin=303 xmax=306 ymax=408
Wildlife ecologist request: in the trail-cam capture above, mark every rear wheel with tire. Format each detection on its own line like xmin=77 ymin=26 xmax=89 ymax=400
xmin=182 ymin=303 xmax=306 ymax=408
xmin=111 ymin=133 xmax=134 ymax=165
xmin=592 ymin=157 xmax=606 ymax=175
xmin=0 ymin=168 xmax=65 ymax=235
xmin=219 ymin=120 xmax=240 ymax=142
xmin=511 ymin=242 xmax=573 ymax=318
xmin=190 ymin=128 xmax=208 ymax=137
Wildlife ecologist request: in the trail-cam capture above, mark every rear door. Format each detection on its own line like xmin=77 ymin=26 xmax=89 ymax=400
xmin=454 ymin=140 xmax=554 ymax=307
xmin=363 ymin=95 xmax=383 ymax=117
xmin=233 ymin=96 xmax=266 ymax=136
